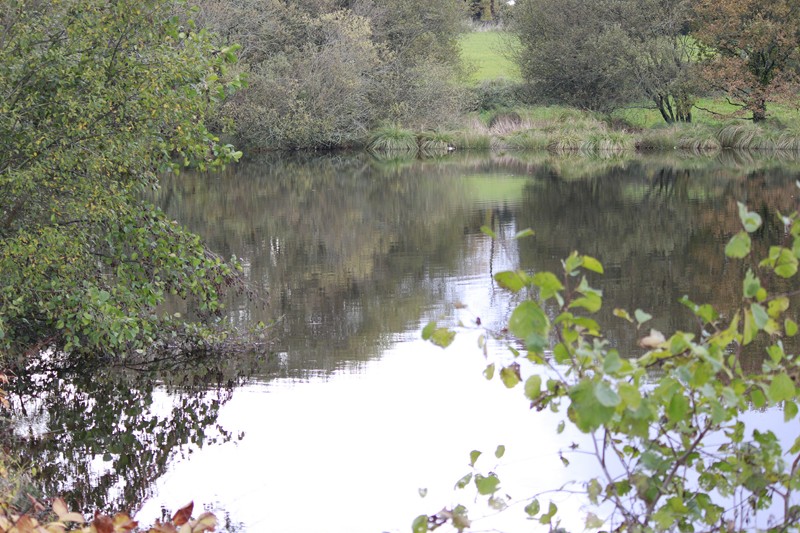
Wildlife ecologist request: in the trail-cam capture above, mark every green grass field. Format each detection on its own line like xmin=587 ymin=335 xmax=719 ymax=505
xmin=459 ymin=31 xmax=520 ymax=83
xmin=613 ymin=98 xmax=800 ymax=130
xmin=448 ymin=30 xmax=800 ymax=154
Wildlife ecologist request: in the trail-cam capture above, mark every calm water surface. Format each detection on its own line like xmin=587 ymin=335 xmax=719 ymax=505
xmin=9 ymin=152 xmax=800 ymax=532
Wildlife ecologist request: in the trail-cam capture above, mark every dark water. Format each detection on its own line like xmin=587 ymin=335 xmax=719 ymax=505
xmin=8 ymin=151 xmax=800 ymax=532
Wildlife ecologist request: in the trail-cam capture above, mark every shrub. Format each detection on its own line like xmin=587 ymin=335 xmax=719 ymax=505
xmin=419 ymin=200 xmax=800 ymax=531
xmin=470 ymin=79 xmax=528 ymax=111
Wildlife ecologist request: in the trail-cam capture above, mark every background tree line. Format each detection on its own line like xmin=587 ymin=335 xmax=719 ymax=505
xmin=510 ymin=0 xmax=800 ymax=124
xmin=194 ymin=0 xmax=469 ymax=150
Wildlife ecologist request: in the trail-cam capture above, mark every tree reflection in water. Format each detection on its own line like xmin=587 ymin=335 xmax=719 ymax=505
xmin=4 ymin=352 xmax=271 ymax=516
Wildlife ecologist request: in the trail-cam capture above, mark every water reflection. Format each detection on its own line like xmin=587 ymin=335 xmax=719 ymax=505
xmin=9 ymin=151 xmax=800 ymax=531
xmin=5 ymin=354 xmax=266 ymax=515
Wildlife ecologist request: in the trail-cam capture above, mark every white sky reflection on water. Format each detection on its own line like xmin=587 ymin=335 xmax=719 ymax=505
xmin=138 ymin=332 xmax=593 ymax=533
xmin=135 ymin=224 xmax=593 ymax=532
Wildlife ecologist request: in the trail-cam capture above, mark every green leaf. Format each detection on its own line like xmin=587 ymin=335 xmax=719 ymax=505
xmin=514 ymin=228 xmax=535 ymax=239
xmin=768 ymin=372 xmax=796 ymax=403
xmin=768 ymin=297 xmax=790 ymax=319
xmin=539 ymin=502 xmax=557 ymax=525
xmin=618 ymin=382 xmax=642 ymax=410
xmin=500 ymin=364 xmax=521 ymax=388
xmin=738 ymin=201 xmax=763 ymax=233
xmin=787 ymin=318 xmax=798 ymax=337
xmin=569 ymin=380 xmax=615 ymax=432
xmin=784 ymin=401 xmax=798 ymax=422
xmin=524 ymin=499 xmax=540 ymax=517
xmin=524 ymin=375 xmax=542 ymax=401
xmin=469 ymin=450 xmax=482 ymax=467
xmin=421 ymin=321 xmax=436 ymax=340
xmin=412 ymin=514 xmax=428 ymax=533
xmin=634 ymin=309 xmax=652 ymax=325
xmin=581 ymin=255 xmax=604 ymax=274
xmin=570 ymin=277 xmax=602 ymax=312
xmin=603 ymin=351 xmax=623 ymax=374
xmin=772 ymin=247 xmax=798 ymax=278
xmin=494 ymin=270 xmax=529 ymax=293
xmin=532 ymin=272 xmax=564 ymax=300
xmin=725 ymin=231 xmax=751 ymax=258
xmin=455 ymin=473 xmax=472 ymax=489
xmin=667 ymin=393 xmax=689 ymax=423
xmin=553 ymin=343 xmax=570 ymax=364
xmin=430 ymin=328 xmax=455 ymax=348
xmin=495 ymin=445 xmax=505 ymax=459
xmin=585 ymin=512 xmax=604 ymax=529
xmin=594 ymin=381 xmax=620 ymax=407
xmin=475 ymin=473 xmax=500 ymax=495
xmin=743 ymin=309 xmax=757 ymax=345
xmin=570 ymin=292 xmax=602 ymax=313
xmin=751 ymin=387 xmax=767 ymax=408
xmin=751 ymin=303 xmax=769 ymax=330
xmin=508 ymin=301 xmax=550 ymax=349
xmin=480 ymin=225 xmax=497 ymax=238
xmin=483 ymin=363 xmax=495 ymax=380
xmin=613 ymin=308 xmax=633 ymax=322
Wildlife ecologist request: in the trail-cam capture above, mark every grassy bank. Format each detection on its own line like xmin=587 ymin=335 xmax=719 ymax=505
xmin=367 ymin=106 xmax=800 ymax=157
xmin=366 ymin=29 xmax=800 ymax=157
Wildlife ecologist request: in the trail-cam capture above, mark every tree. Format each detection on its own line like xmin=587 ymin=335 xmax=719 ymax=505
xmin=0 ymin=0 xmax=244 ymax=361
xmin=511 ymin=0 xmax=696 ymax=122
xmin=692 ymin=0 xmax=800 ymax=122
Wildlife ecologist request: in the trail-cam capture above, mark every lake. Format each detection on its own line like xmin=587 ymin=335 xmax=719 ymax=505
xmin=8 ymin=151 xmax=800 ymax=532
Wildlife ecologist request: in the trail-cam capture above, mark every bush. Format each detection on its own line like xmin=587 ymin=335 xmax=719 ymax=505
xmin=470 ymin=78 xmax=528 ymax=111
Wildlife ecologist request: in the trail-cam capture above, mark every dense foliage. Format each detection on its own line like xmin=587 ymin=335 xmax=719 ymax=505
xmin=0 ymin=0 xmax=244 ymax=361
xmin=419 ymin=199 xmax=800 ymax=531
xmin=509 ymin=0 xmax=800 ymax=123
xmin=510 ymin=0 xmax=696 ymax=120
xmin=692 ymin=0 xmax=800 ymax=122
xmin=194 ymin=0 xmax=469 ymax=149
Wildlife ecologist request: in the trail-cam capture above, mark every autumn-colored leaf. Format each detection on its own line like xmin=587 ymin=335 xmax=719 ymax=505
xmin=112 ymin=513 xmax=137 ymax=531
xmin=172 ymin=502 xmax=194 ymax=527
xmin=52 ymin=498 xmax=68 ymax=519
xmin=44 ymin=521 xmax=67 ymax=533
xmin=638 ymin=329 xmax=666 ymax=348
xmin=92 ymin=513 xmax=114 ymax=533
xmin=147 ymin=521 xmax=178 ymax=533
xmin=14 ymin=515 xmax=38 ymax=532
xmin=191 ymin=513 xmax=218 ymax=533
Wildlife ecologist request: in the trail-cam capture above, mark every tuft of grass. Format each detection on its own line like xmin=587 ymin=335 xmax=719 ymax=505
xmin=452 ymin=132 xmax=492 ymax=150
xmin=418 ymin=130 xmax=455 ymax=153
xmin=504 ymin=130 xmax=549 ymax=151
xmin=716 ymin=123 xmax=800 ymax=151
xmin=367 ymin=124 xmax=418 ymax=154
xmin=638 ymin=125 xmax=721 ymax=153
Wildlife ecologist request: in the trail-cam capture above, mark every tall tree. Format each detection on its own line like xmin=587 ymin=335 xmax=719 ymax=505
xmin=692 ymin=0 xmax=800 ymax=122
xmin=0 ymin=0 xmax=243 ymax=360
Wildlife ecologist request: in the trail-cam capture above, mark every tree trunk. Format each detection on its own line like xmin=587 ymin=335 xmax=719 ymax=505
xmin=752 ymin=100 xmax=767 ymax=122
